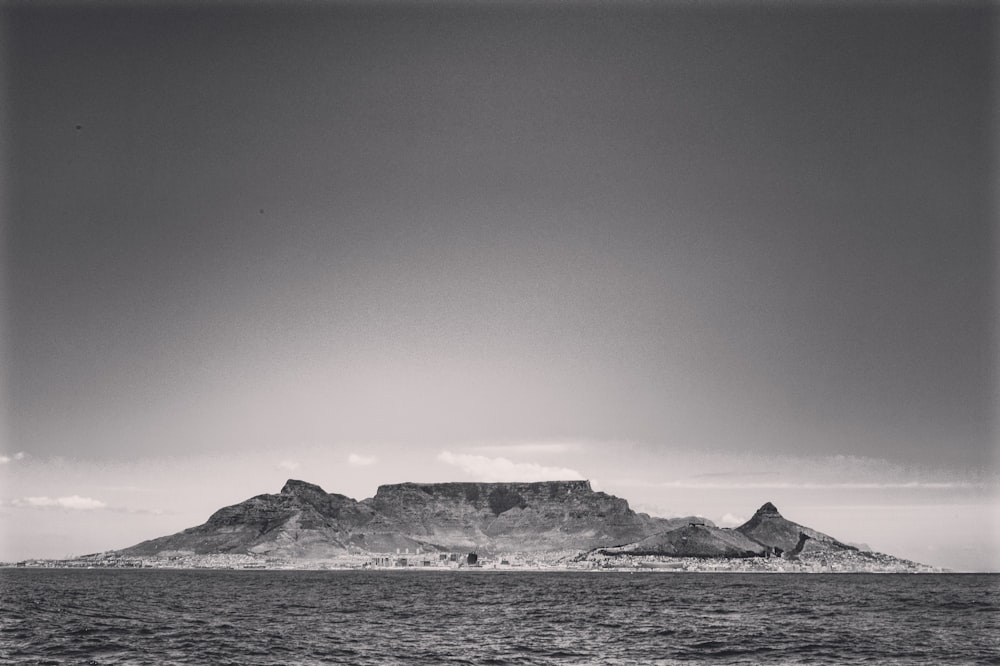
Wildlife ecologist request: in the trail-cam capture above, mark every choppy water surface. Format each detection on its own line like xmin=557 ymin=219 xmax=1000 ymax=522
xmin=2 ymin=569 xmax=997 ymax=664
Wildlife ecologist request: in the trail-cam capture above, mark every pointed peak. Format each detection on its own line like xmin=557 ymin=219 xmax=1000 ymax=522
xmin=755 ymin=502 xmax=781 ymax=516
xmin=281 ymin=479 xmax=326 ymax=496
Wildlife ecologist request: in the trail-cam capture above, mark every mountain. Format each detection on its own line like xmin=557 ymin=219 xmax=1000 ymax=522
xmin=735 ymin=502 xmax=855 ymax=556
xmin=578 ymin=502 xmax=933 ymax=571
xmin=122 ymin=479 xmax=706 ymax=558
xmin=363 ymin=480 xmax=701 ymax=552
xmin=586 ymin=502 xmax=856 ymax=560
xmin=598 ymin=523 xmax=768 ymax=558
xmin=123 ymin=480 xmax=380 ymax=559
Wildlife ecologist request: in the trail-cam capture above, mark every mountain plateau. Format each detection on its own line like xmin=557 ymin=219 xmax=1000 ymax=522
xmin=123 ymin=479 xmax=703 ymax=558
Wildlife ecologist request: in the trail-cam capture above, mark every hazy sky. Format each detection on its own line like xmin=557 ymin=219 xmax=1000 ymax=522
xmin=1 ymin=1 xmax=996 ymax=571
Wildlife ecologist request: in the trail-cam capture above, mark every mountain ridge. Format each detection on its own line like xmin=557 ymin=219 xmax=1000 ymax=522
xmin=120 ymin=479 xmax=927 ymax=571
xmin=123 ymin=479 xmax=706 ymax=558
xmin=735 ymin=501 xmax=855 ymax=556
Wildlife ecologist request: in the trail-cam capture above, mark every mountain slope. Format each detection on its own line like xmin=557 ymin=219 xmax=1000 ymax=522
xmin=599 ymin=523 xmax=768 ymax=558
xmin=363 ymin=480 xmax=702 ymax=552
xmin=124 ymin=480 xmax=383 ymax=558
xmin=736 ymin=502 xmax=855 ymax=556
xmin=122 ymin=479 xmax=706 ymax=557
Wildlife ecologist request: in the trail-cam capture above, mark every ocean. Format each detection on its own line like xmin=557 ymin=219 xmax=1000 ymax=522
xmin=1 ymin=569 xmax=997 ymax=664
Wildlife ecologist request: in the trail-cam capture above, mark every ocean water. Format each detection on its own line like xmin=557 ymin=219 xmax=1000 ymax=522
xmin=1 ymin=569 xmax=997 ymax=665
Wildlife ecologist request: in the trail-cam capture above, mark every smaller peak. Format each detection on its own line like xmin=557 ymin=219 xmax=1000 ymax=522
xmin=281 ymin=479 xmax=326 ymax=495
xmin=755 ymin=502 xmax=781 ymax=516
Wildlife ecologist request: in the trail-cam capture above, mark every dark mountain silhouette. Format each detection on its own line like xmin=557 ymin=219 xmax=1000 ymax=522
xmin=598 ymin=523 xmax=768 ymax=558
xmin=122 ymin=479 xmax=706 ymax=558
xmin=735 ymin=502 xmax=855 ymax=556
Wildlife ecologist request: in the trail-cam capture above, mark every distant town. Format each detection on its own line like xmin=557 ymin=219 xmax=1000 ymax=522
xmin=6 ymin=545 xmax=940 ymax=574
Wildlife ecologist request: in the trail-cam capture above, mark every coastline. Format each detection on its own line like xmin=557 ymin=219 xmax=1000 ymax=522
xmin=3 ymin=551 xmax=945 ymax=574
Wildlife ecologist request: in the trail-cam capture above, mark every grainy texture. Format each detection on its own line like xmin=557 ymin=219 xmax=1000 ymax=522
xmin=121 ymin=479 xmax=705 ymax=557
xmin=2 ymin=569 xmax=998 ymax=665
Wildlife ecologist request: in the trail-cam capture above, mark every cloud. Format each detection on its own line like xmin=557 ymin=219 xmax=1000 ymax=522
xmin=348 ymin=453 xmax=377 ymax=467
xmin=0 ymin=452 xmax=26 ymax=464
xmin=631 ymin=502 xmax=684 ymax=519
xmin=616 ymin=479 xmax=990 ymax=490
xmin=9 ymin=495 xmax=164 ymax=514
xmin=469 ymin=442 xmax=582 ymax=455
xmin=12 ymin=495 xmax=107 ymax=510
xmin=277 ymin=460 xmax=300 ymax=471
xmin=109 ymin=506 xmax=166 ymax=515
xmin=718 ymin=513 xmax=746 ymax=527
xmin=661 ymin=481 xmax=987 ymax=489
xmin=688 ymin=470 xmax=774 ymax=479
xmin=437 ymin=450 xmax=584 ymax=483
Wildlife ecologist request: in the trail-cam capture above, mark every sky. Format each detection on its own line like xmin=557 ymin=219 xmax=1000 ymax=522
xmin=1 ymin=1 xmax=997 ymax=571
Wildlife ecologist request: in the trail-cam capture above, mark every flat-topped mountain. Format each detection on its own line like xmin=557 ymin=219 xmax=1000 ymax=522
xmin=123 ymin=479 xmax=705 ymax=558
xmin=365 ymin=480 xmax=702 ymax=552
xmin=121 ymin=481 xmax=928 ymax=571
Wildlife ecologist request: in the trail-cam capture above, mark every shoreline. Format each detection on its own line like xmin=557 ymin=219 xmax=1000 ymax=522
xmin=3 ymin=558 xmax=948 ymax=574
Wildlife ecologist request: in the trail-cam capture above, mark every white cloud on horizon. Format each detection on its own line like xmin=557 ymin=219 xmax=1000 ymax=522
xmin=347 ymin=453 xmax=377 ymax=467
xmin=109 ymin=506 xmax=166 ymax=515
xmin=649 ymin=481 xmax=986 ymax=490
xmin=277 ymin=460 xmax=301 ymax=471
xmin=0 ymin=452 xmax=26 ymax=464
xmin=97 ymin=485 xmax=152 ymax=493
xmin=615 ymin=480 xmax=991 ymax=490
xmin=718 ymin=512 xmax=747 ymax=527
xmin=12 ymin=495 xmax=108 ymax=510
xmin=7 ymin=494 xmax=165 ymax=514
xmin=602 ymin=452 xmax=996 ymax=489
xmin=631 ymin=502 xmax=685 ymax=519
xmin=437 ymin=450 xmax=585 ymax=483
xmin=468 ymin=441 xmax=582 ymax=455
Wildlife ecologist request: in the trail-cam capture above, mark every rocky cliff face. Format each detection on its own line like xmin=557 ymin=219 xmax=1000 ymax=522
xmin=363 ymin=480 xmax=696 ymax=552
xmin=123 ymin=479 xmax=704 ymax=558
